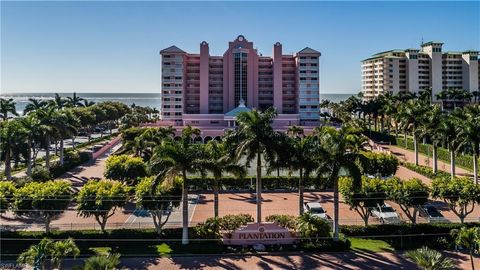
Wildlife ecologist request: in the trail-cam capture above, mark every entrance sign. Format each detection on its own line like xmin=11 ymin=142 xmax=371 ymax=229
xmin=223 ymin=223 xmax=296 ymax=245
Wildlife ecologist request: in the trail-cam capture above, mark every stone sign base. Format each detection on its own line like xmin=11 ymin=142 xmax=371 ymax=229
xmin=223 ymin=222 xmax=296 ymax=245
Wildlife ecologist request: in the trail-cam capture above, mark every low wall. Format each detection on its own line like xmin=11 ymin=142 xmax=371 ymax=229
xmin=92 ymin=135 xmax=122 ymax=160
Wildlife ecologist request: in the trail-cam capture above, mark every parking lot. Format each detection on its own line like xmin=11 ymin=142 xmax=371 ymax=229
xmin=191 ymin=191 xmax=480 ymax=225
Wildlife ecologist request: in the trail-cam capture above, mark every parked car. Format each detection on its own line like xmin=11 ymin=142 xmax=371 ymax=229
xmin=304 ymin=202 xmax=328 ymax=219
xmin=418 ymin=204 xmax=448 ymax=223
xmin=371 ymin=203 xmax=401 ymax=224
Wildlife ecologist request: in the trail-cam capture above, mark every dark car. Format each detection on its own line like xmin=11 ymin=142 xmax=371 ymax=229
xmin=418 ymin=204 xmax=448 ymax=223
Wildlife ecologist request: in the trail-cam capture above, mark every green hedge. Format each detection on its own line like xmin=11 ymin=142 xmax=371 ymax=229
xmin=340 ymin=223 xmax=480 ymax=250
xmin=395 ymin=137 xmax=476 ymax=172
xmin=187 ymin=175 xmax=331 ymax=191
xmin=401 ymin=162 xmax=451 ymax=179
xmin=366 ymin=130 xmax=396 ymax=144
xmin=1 ymin=226 xmax=349 ymax=258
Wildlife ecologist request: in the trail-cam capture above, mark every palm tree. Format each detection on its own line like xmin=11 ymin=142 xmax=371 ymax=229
xmin=149 ymin=126 xmax=203 ymax=245
xmin=436 ymin=90 xmax=449 ymax=111
xmin=399 ymin=99 xmax=428 ymax=165
xmin=83 ymin=253 xmax=120 ymax=270
xmin=202 ymin=140 xmax=246 ymax=217
xmin=451 ymin=227 xmax=479 ymax=270
xmin=23 ymin=98 xmax=48 ymax=115
xmin=287 ymin=135 xmax=320 ymax=215
xmin=33 ymin=107 xmax=62 ymax=169
xmin=287 ymin=125 xmax=304 ymax=138
xmin=56 ymin=110 xmax=79 ymax=165
xmin=82 ymin=99 xmax=96 ymax=107
xmin=17 ymin=238 xmax=53 ymax=270
xmin=0 ymin=98 xmax=18 ymax=121
xmin=49 ymin=93 xmax=66 ymax=110
xmin=50 ymin=238 xmax=80 ymax=270
xmin=315 ymin=126 xmax=363 ymax=239
xmin=438 ymin=113 xmax=462 ymax=178
xmin=406 ymin=246 xmax=454 ymax=270
xmin=66 ymin=92 xmax=84 ymax=107
xmin=472 ymin=91 xmax=480 ymax=104
xmin=458 ymin=105 xmax=480 ymax=183
xmin=19 ymin=115 xmax=44 ymax=176
xmin=0 ymin=120 xmax=25 ymax=180
xmin=419 ymin=105 xmax=444 ymax=174
xmin=233 ymin=107 xmax=278 ymax=222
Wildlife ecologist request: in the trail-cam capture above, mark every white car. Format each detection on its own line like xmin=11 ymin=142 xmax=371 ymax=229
xmin=371 ymin=203 xmax=401 ymax=224
xmin=304 ymin=202 xmax=328 ymax=219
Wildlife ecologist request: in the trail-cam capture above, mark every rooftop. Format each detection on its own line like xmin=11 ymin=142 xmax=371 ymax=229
xmin=224 ymin=100 xmax=251 ymax=117
xmin=160 ymin=45 xmax=186 ymax=54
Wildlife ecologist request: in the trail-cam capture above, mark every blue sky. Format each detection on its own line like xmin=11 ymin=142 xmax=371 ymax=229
xmin=1 ymin=1 xmax=479 ymax=94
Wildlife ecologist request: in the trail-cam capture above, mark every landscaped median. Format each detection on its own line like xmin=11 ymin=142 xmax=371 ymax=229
xmin=2 ymin=220 xmax=478 ymax=259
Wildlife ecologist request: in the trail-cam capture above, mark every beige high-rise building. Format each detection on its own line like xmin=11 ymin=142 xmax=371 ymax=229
xmin=361 ymin=41 xmax=479 ymax=100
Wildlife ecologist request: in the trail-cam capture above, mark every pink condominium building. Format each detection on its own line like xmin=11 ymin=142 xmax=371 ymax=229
xmin=159 ymin=35 xmax=321 ymax=130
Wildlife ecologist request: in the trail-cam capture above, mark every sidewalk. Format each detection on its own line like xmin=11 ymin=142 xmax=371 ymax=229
xmin=380 ymin=144 xmax=474 ymax=179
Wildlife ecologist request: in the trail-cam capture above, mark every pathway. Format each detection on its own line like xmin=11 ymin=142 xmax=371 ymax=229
xmin=380 ymin=144 xmax=473 ymax=178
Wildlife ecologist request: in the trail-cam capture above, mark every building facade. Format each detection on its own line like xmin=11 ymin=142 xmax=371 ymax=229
xmin=361 ymin=41 xmax=479 ymax=100
xmin=159 ymin=35 xmax=321 ymax=128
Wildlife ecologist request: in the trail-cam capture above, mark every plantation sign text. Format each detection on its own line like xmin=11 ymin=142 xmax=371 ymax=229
xmin=223 ymin=223 xmax=296 ymax=245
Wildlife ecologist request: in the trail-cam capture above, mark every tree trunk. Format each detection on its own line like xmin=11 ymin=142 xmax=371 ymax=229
xmin=432 ymin=144 xmax=438 ymax=174
xmin=214 ymin=178 xmax=219 ymax=218
xmin=256 ymin=151 xmax=262 ymax=223
xmin=27 ymin=138 xmax=33 ymax=176
xmin=404 ymin=130 xmax=408 ymax=148
xmin=298 ymin=168 xmax=304 ymax=215
xmin=363 ymin=213 xmax=369 ymax=227
xmin=45 ymin=215 xmax=51 ymax=234
xmin=395 ymin=125 xmax=398 ymax=141
xmin=333 ymin=168 xmax=339 ymax=240
xmin=45 ymin=135 xmax=51 ymax=169
xmin=450 ymin=150 xmax=456 ymax=179
xmin=59 ymin=139 xmax=64 ymax=165
xmin=470 ymin=252 xmax=475 ymax=270
xmin=412 ymin=208 xmax=418 ymax=225
xmin=473 ymin=152 xmax=478 ymax=184
xmin=5 ymin=148 xmax=11 ymax=180
xmin=413 ymin=133 xmax=419 ymax=166
xmin=182 ymin=170 xmax=189 ymax=245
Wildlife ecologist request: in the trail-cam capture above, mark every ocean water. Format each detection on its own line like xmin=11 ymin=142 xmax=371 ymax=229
xmin=1 ymin=92 xmax=354 ymax=115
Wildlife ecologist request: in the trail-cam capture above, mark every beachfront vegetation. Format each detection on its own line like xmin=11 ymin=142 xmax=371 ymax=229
xmin=0 ymin=93 xmax=155 ymax=180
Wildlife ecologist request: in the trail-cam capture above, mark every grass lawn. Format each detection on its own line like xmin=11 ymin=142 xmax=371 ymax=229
xmin=349 ymin=238 xmax=394 ymax=253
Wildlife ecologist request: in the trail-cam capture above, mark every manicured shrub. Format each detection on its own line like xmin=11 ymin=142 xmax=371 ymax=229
xmin=361 ymin=152 xmax=399 ymax=177
xmin=31 ymin=166 xmax=51 ymax=182
xmin=265 ymin=214 xmax=297 ymax=230
xmin=301 ymin=237 xmax=351 ymax=252
xmin=12 ymin=180 xmax=72 ymax=233
xmin=402 ymin=162 xmax=450 ymax=179
xmin=0 ymin=181 xmax=16 ymax=213
xmin=195 ymin=214 xmax=254 ymax=239
xmin=104 ymin=154 xmax=146 ymax=184
xmin=297 ymin=213 xmax=331 ymax=242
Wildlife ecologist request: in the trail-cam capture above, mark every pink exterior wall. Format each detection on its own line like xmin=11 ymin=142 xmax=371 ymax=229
xmin=273 ymin=42 xmax=283 ymax=112
xmin=160 ymin=35 xmax=321 ymax=125
xmin=199 ymin=42 xmax=210 ymax=114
